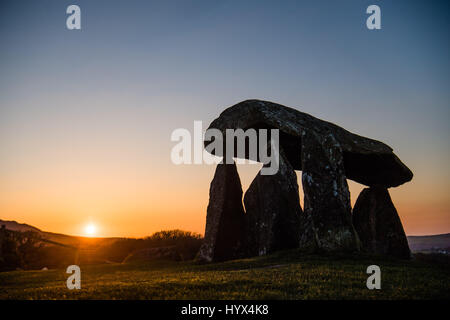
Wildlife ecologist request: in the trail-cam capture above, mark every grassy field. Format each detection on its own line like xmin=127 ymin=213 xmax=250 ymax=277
xmin=0 ymin=250 xmax=449 ymax=300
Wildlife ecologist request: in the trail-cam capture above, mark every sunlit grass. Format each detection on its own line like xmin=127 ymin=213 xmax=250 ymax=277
xmin=0 ymin=250 xmax=448 ymax=300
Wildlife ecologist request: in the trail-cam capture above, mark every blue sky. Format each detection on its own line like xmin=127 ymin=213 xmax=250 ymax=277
xmin=0 ymin=0 xmax=449 ymax=236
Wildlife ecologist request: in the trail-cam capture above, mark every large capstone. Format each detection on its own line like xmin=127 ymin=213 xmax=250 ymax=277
xmin=300 ymin=130 xmax=360 ymax=252
xmin=243 ymin=149 xmax=301 ymax=256
xmin=197 ymin=162 xmax=246 ymax=262
xmin=353 ymin=187 xmax=411 ymax=259
xmin=205 ymin=100 xmax=413 ymax=188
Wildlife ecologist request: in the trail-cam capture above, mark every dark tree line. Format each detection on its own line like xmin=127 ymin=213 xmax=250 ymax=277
xmin=0 ymin=226 xmax=44 ymax=271
xmin=0 ymin=226 xmax=203 ymax=271
xmin=96 ymin=230 xmax=203 ymax=262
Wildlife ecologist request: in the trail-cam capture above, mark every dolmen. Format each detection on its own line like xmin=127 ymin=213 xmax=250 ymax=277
xmin=197 ymin=100 xmax=413 ymax=262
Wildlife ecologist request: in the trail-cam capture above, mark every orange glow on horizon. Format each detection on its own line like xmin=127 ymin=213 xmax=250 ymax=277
xmin=0 ymin=162 xmax=448 ymax=238
xmin=84 ymin=223 xmax=97 ymax=237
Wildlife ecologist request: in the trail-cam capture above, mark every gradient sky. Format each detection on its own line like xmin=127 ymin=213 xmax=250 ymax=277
xmin=0 ymin=0 xmax=449 ymax=237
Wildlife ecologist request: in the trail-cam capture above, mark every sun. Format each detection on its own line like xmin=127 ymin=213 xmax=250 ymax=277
xmin=84 ymin=223 xmax=97 ymax=237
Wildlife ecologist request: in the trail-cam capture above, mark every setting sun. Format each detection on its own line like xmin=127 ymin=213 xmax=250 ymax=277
xmin=84 ymin=223 xmax=97 ymax=237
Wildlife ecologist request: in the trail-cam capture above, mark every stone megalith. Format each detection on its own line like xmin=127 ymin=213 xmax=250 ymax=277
xmin=353 ymin=187 xmax=411 ymax=259
xmin=300 ymin=130 xmax=360 ymax=251
xmin=202 ymin=99 xmax=413 ymax=256
xmin=243 ymin=149 xmax=301 ymax=256
xmin=204 ymin=99 xmax=413 ymax=188
xmin=197 ymin=162 xmax=246 ymax=262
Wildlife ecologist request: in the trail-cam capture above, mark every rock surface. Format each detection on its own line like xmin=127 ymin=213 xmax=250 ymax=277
xmin=353 ymin=187 xmax=411 ymax=259
xmin=300 ymin=130 xmax=360 ymax=252
xmin=243 ymin=149 xmax=301 ymax=256
xmin=204 ymin=99 xmax=413 ymax=188
xmin=197 ymin=162 xmax=246 ymax=262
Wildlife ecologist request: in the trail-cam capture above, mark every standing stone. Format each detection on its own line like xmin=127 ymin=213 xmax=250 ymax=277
xmin=300 ymin=130 xmax=360 ymax=252
xmin=197 ymin=162 xmax=246 ymax=262
xmin=353 ymin=186 xmax=411 ymax=259
xmin=243 ymin=149 xmax=301 ymax=256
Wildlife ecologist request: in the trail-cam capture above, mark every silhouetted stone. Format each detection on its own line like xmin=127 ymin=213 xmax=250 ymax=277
xmin=353 ymin=187 xmax=411 ymax=259
xmin=243 ymin=149 xmax=301 ymax=256
xmin=197 ymin=162 xmax=246 ymax=262
xmin=299 ymin=130 xmax=360 ymax=252
xmin=205 ymin=99 xmax=413 ymax=188
xmin=200 ymin=99 xmax=413 ymax=259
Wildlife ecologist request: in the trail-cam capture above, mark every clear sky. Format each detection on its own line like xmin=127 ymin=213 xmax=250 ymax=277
xmin=0 ymin=0 xmax=449 ymax=237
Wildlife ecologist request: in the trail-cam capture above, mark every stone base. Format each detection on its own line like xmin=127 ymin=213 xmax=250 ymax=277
xmin=353 ymin=186 xmax=411 ymax=259
xmin=243 ymin=149 xmax=301 ymax=256
xmin=300 ymin=130 xmax=360 ymax=252
xmin=197 ymin=162 xmax=246 ymax=262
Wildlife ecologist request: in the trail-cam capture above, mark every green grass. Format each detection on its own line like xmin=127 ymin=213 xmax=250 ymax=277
xmin=0 ymin=250 xmax=449 ymax=300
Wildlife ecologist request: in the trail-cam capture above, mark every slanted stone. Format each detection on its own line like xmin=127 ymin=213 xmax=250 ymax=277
xmin=197 ymin=162 xmax=246 ymax=262
xmin=243 ymin=149 xmax=301 ymax=256
xmin=300 ymin=130 xmax=360 ymax=252
xmin=353 ymin=187 xmax=411 ymax=259
xmin=204 ymin=99 xmax=413 ymax=188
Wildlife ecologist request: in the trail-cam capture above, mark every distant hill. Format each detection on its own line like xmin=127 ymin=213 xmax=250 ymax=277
xmin=0 ymin=219 xmax=120 ymax=248
xmin=0 ymin=219 xmax=41 ymax=233
xmin=2 ymin=218 xmax=449 ymax=254
xmin=407 ymin=233 xmax=450 ymax=254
